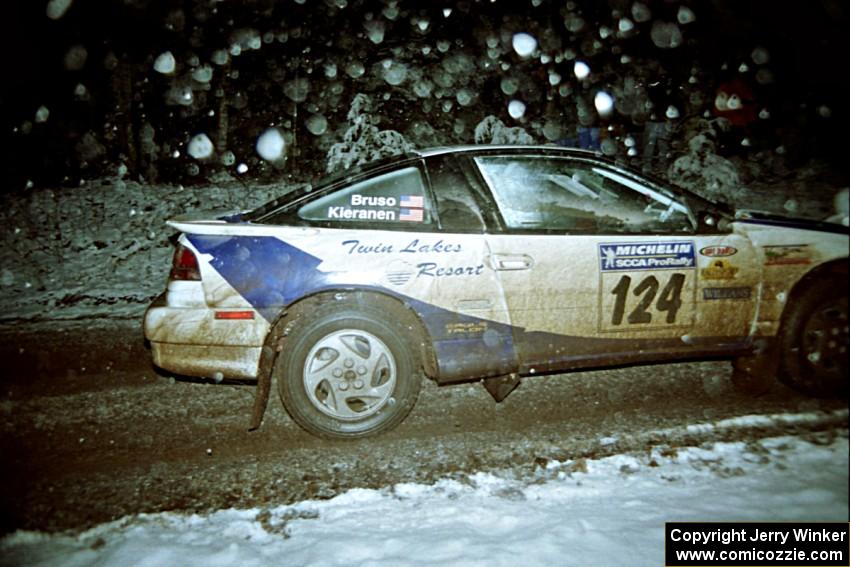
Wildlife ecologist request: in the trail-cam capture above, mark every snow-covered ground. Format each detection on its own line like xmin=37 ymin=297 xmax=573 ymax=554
xmin=2 ymin=428 xmax=846 ymax=567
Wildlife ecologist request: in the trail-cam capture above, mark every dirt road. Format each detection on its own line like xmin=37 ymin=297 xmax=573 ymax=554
xmin=1 ymin=319 xmax=846 ymax=535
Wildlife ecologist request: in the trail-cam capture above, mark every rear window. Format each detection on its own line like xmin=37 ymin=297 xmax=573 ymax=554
xmin=298 ymin=166 xmax=432 ymax=225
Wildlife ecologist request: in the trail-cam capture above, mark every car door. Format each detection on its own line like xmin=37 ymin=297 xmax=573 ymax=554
xmin=472 ymin=153 xmax=758 ymax=373
xmin=419 ymin=153 xmax=519 ymax=380
xmin=293 ymin=159 xmax=517 ymax=382
xmin=585 ymin=166 xmax=762 ymax=348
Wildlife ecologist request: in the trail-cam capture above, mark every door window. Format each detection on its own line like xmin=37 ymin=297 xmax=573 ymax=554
xmin=427 ymin=154 xmax=493 ymax=232
xmin=474 ymin=156 xmax=693 ymax=233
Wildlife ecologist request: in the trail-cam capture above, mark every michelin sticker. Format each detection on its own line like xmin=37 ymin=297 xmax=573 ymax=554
xmin=599 ymin=242 xmax=695 ymax=271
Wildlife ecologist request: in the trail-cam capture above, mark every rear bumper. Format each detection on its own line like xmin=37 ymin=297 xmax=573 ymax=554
xmin=144 ymin=295 xmax=269 ymax=380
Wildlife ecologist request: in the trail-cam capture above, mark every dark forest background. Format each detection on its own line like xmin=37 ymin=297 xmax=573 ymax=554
xmin=1 ymin=0 xmax=847 ymax=191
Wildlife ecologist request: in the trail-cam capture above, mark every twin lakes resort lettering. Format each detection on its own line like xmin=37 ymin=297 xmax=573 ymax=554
xmin=327 ymin=193 xmax=425 ymax=222
xmin=599 ymin=241 xmax=695 ymax=271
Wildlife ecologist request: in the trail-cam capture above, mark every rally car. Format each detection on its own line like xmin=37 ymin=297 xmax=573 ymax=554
xmin=144 ymin=146 xmax=848 ymax=439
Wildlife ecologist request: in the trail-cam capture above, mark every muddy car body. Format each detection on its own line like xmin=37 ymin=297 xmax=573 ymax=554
xmin=144 ymin=146 xmax=849 ymax=438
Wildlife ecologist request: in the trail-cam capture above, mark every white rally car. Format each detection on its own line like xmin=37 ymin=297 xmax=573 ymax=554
xmin=144 ymin=146 xmax=848 ymax=439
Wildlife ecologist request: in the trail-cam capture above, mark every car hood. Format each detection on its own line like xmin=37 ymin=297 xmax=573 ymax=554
xmin=734 ymin=209 xmax=850 ymax=235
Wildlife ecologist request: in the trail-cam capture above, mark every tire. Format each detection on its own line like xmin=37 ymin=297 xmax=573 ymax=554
xmin=274 ymin=295 xmax=423 ymax=439
xmin=778 ymin=277 xmax=848 ymax=397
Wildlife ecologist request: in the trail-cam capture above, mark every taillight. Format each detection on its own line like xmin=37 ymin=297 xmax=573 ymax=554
xmin=170 ymin=243 xmax=201 ymax=281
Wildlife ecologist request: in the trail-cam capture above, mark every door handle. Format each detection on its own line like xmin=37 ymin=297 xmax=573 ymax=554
xmin=489 ymin=254 xmax=534 ymax=271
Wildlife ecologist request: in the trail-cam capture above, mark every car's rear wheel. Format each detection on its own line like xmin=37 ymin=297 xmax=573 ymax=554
xmin=275 ymin=296 xmax=422 ymax=439
xmin=779 ymin=277 xmax=848 ymax=397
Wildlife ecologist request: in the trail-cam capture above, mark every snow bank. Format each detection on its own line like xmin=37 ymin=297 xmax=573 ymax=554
xmin=1 ymin=432 xmax=846 ymax=566
xmin=0 ymin=179 xmax=286 ymax=322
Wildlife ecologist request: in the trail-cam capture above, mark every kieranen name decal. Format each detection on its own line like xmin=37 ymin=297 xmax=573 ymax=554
xmin=599 ymin=241 xmax=695 ymax=271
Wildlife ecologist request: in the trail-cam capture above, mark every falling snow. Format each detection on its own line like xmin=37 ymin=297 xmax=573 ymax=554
xmin=45 ymin=0 xmax=73 ymax=20
xmin=508 ymin=99 xmax=526 ymax=119
xmin=153 ymin=51 xmax=176 ymax=75
xmin=511 ymin=33 xmax=537 ymax=57
xmin=187 ymin=134 xmax=215 ymax=160
xmin=573 ymin=60 xmax=590 ymax=80
xmin=256 ymin=129 xmax=286 ymax=162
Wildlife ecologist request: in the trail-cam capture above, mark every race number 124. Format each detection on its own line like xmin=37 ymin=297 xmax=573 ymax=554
xmin=609 ymin=273 xmax=685 ymax=326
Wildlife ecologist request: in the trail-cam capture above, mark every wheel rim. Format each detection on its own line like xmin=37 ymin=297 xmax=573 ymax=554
xmin=302 ymin=329 xmax=397 ymax=421
xmin=801 ymin=297 xmax=849 ymax=378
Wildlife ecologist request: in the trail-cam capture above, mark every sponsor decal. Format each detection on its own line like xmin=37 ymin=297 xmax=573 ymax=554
xmin=598 ymin=241 xmax=695 ymax=271
xmin=446 ymin=321 xmax=489 ymax=335
xmin=702 ymin=286 xmax=751 ymax=300
xmin=700 ymin=259 xmax=739 ymax=280
xmin=416 ymin=262 xmax=484 ymax=277
xmin=341 ymin=238 xmax=462 ymax=255
xmin=700 ymin=245 xmax=738 ymax=257
xmin=763 ymin=244 xmax=811 ymax=266
xmin=384 ymin=260 xmax=415 ymax=286
xmin=400 ymin=238 xmax=461 ymax=254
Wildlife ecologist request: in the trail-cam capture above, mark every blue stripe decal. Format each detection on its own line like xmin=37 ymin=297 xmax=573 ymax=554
xmin=188 ymin=235 xmax=326 ymax=322
xmin=403 ymin=297 xmax=518 ymax=380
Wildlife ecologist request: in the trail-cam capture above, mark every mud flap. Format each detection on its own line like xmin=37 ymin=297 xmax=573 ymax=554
xmin=249 ymin=345 xmax=276 ymax=430
xmin=482 ymin=373 xmax=521 ymax=402
xmin=731 ymin=338 xmax=780 ymax=395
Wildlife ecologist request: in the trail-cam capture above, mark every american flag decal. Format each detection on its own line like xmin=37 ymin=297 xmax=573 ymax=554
xmin=400 ymin=195 xmax=424 ymax=208
xmin=399 ymin=207 xmax=424 ymax=222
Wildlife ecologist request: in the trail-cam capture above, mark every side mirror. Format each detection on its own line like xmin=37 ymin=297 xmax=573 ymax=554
xmin=699 ymin=212 xmax=731 ymax=232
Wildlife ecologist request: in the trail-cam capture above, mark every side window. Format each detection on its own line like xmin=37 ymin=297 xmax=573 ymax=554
xmin=298 ymin=166 xmax=432 ymax=225
xmin=474 ymin=156 xmax=693 ymax=233
xmin=427 ymin=155 xmax=487 ymax=232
